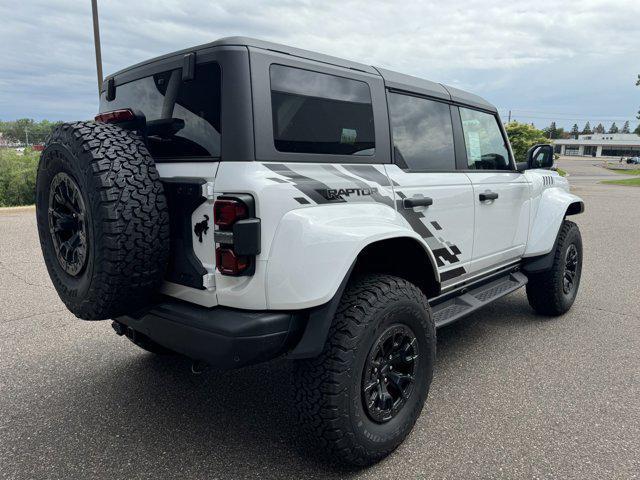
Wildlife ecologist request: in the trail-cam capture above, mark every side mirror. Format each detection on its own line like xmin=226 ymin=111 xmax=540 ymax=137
xmin=526 ymin=144 xmax=554 ymax=170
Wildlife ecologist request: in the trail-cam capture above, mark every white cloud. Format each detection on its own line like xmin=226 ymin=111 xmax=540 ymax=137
xmin=1 ymin=0 xmax=638 ymax=129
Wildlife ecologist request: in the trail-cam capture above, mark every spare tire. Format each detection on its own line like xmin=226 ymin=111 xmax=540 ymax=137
xmin=36 ymin=121 xmax=170 ymax=320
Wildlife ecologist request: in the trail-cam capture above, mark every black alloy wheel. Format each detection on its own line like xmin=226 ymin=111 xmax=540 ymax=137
xmin=48 ymin=172 xmax=88 ymax=277
xmin=563 ymin=244 xmax=579 ymax=295
xmin=362 ymin=324 xmax=419 ymax=423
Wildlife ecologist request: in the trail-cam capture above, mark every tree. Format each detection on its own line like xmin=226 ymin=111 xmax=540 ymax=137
xmin=505 ymin=121 xmax=550 ymax=162
xmin=582 ymin=122 xmax=592 ymax=134
xmin=543 ymin=121 xmax=559 ymax=139
xmin=0 ymin=119 xmax=62 ymax=145
xmin=635 ymin=124 xmax=640 ymax=135
xmin=570 ymin=124 xmax=580 ymax=139
xmin=594 ymin=123 xmax=605 ymax=134
xmin=608 ymin=122 xmax=619 ymax=134
xmin=621 ymin=121 xmax=630 ymax=134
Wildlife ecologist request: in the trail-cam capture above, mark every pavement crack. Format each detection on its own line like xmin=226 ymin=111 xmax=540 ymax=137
xmin=577 ymin=305 xmax=639 ymax=320
xmin=2 ymin=308 xmax=67 ymax=325
xmin=0 ymin=260 xmax=52 ymax=289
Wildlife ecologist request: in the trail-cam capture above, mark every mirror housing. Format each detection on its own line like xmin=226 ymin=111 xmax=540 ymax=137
xmin=526 ymin=144 xmax=554 ymax=170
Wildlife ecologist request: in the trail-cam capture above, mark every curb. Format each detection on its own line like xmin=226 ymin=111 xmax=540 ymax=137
xmin=0 ymin=205 xmax=35 ymax=215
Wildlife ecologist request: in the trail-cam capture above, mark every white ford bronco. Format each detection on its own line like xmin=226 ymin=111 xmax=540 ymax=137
xmin=36 ymin=37 xmax=584 ymax=465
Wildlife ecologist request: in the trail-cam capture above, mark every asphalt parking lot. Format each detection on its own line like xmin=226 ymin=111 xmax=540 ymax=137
xmin=1 ymin=159 xmax=639 ymax=479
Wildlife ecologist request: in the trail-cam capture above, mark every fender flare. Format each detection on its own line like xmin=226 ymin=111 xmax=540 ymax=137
xmin=524 ymin=187 xmax=584 ymax=259
xmin=523 ymin=189 xmax=583 ymax=273
xmin=265 ymin=202 xmax=440 ymax=310
xmin=287 ymin=235 xmax=439 ymax=359
xmin=264 ymin=203 xmax=440 ymax=359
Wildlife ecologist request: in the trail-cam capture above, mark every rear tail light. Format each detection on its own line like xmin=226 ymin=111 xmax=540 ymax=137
xmin=216 ymin=248 xmax=250 ymax=276
xmin=214 ymin=199 xmax=248 ymax=229
xmin=95 ymin=109 xmax=135 ymax=124
xmin=213 ymin=195 xmax=260 ymax=276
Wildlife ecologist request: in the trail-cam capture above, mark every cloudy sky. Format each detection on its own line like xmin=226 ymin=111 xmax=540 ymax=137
xmin=1 ymin=0 xmax=638 ymax=130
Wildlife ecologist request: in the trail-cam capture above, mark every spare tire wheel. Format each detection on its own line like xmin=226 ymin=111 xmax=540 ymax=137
xmin=36 ymin=121 xmax=170 ymax=320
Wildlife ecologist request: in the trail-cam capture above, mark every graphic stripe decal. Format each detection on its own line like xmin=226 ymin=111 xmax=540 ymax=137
xmin=264 ymin=164 xmax=345 ymax=204
xmin=440 ymin=267 xmax=467 ymax=282
xmin=319 ymin=165 xmax=394 ymax=207
xmin=343 ymin=164 xmax=399 ymax=187
xmin=431 ymin=247 xmax=462 ymax=267
xmin=264 ymin=162 xmax=467 ymax=282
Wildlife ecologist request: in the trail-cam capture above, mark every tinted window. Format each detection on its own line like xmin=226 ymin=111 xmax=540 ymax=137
xmin=100 ymin=62 xmax=221 ymax=159
xmin=270 ymin=65 xmax=375 ymax=155
xmin=459 ymin=108 xmax=511 ymax=170
xmin=388 ymin=93 xmax=455 ymax=171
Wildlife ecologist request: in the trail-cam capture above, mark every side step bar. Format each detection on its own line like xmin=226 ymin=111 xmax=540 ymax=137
xmin=430 ymin=271 xmax=528 ymax=328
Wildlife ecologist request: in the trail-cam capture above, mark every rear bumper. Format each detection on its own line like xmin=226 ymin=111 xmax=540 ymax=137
xmin=115 ymin=300 xmax=305 ymax=369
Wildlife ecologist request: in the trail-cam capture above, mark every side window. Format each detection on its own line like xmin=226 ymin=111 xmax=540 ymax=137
xmin=269 ymin=64 xmax=375 ymax=155
xmin=388 ymin=92 xmax=455 ymax=171
xmin=459 ymin=108 xmax=511 ymax=170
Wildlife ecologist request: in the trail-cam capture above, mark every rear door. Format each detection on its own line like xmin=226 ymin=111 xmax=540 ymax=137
xmin=384 ymin=91 xmax=475 ymax=286
xmin=456 ymin=106 xmax=530 ymax=274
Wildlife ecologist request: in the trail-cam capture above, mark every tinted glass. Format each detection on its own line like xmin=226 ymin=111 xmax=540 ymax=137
xmin=388 ymin=93 xmax=455 ymax=171
xmin=100 ymin=62 xmax=221 ymax=159
xmin=459 ymin=108 xmax=511 ymax=170
xmin=270 ymin=64 xmax=375 ymax=155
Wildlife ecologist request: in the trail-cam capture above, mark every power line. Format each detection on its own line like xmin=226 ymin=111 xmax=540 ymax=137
xmin=497 ymin=108 xmax=637 ymax=123
xmin=505 ymin=115 xmax=636 ymax=122
xmin=498 ymin=107 xmax=633 ymax=118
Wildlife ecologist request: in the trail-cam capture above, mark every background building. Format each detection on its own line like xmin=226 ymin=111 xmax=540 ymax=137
xmin=553 ymin=133 xmax=640 ymax=158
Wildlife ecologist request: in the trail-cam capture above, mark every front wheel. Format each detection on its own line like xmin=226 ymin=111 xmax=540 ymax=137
xmin=526 ymin=220 xmax=583 ymax=316
xmin=293 ymin=275 xmax=436 ymax=466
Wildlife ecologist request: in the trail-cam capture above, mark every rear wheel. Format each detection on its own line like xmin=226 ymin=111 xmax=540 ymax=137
xmin=526 ymin=220 xmax=583 ymax=316
xmin=293 ymin=274 xmax=435 ymax=466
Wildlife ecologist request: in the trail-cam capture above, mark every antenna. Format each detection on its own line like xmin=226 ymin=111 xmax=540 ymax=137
xmin=91 ymin=0 xmax=103 ymax=95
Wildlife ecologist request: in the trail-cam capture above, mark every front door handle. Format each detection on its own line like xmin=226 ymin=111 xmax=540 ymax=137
xmin=479 ymin=191 xmax=499 ymax=201
xmin=403 ymin=196 xmax=433 ymax=209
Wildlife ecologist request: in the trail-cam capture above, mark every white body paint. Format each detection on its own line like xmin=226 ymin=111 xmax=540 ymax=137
xmin=154 ymin=161 xmax=582 ymax=310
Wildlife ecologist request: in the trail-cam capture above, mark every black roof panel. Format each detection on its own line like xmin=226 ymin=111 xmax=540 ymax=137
xmin=106 ymin=36 xmax=496 ymax=112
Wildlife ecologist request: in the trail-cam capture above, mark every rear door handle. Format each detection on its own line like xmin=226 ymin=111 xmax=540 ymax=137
xmin=479 ymin=191 xmax=499 ymax=201
xmin=403 ymin=196 xmax=433 ymax=209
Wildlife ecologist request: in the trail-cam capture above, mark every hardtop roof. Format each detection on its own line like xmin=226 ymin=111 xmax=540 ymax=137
xmin=107 ymin=36 xmax=496 ymax=112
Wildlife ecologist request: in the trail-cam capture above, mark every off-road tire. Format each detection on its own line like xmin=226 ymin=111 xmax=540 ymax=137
xmin=36 ymin=121 xmax=169 ymax=320
xmin=526 ymin=220 xmax=582 ymax=316
xmin=293 ymin=274 xmax=436 ymax=466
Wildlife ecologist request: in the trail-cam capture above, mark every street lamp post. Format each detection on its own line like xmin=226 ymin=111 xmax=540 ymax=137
xmin=91 ymin=0 xmax=103 ymax=95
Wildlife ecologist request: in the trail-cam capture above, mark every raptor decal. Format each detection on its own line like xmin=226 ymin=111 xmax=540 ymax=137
xmin=264 ymin=163 xmax=466 ymax=281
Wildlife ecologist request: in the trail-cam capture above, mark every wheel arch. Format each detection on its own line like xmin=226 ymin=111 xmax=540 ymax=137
xmin=288 ymin=235 xmax=440 ymax=359
xmin=265 ymin=203 xmax=441 ymax=310
xmin=351 ymin=236 xmax=440 ymax=298
xmin=524 ymin=188 xmax=584 ymax=259
xmin=566 ymin=200 xmax=584 ymax=216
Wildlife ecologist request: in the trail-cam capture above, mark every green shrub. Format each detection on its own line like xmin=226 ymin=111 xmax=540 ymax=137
xmin=0 ymin=148 xmax=39 ymax=207
xmin=505 ymin=122 xmax=551 ymax=163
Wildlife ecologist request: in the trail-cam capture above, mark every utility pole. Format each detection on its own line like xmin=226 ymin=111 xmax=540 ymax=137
xmin=24 ymin=127 xmax=29 ymax=146
xmin=507 ymin=110 xmax=511 ymax=123
xmin=91 ymin=0 xmax=103 ymax=95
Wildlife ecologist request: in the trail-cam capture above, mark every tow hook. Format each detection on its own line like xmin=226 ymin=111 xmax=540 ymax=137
xmin=111 ymin=321 xmax=127 ymax=336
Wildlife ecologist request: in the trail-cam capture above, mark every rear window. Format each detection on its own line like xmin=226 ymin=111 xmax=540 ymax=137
xmin=269 ymin=64 xmax=375 ymax=156
xmin=100 ymin=62 xmax=221 ymax=159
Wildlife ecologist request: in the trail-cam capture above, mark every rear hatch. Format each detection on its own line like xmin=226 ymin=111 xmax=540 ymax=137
xmin=99 ymin=58 xmax=222 ymax=305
